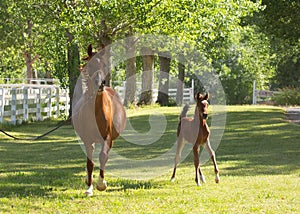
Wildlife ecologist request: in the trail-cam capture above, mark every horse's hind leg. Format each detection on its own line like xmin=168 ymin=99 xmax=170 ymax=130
xmin=171 ymin=136 xmax=184 ymax=182
xmin=96 ymin=137 xmax=111 ymax=191
xmin=85 ymin=143 xmax=95 ymax=196
xmin=204 ymin=139 xmax=220 ymax=183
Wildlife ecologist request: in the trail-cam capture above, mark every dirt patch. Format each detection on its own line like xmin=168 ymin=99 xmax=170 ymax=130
xmin=286 ymin=107 xmax=300 ymax=125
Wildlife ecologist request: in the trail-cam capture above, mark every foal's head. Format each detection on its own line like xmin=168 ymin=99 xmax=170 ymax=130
xmin=195 ymin=93 xmax=209 ymax=120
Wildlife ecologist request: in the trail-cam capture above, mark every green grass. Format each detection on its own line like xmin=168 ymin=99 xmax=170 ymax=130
xmin=0 ymin=105 xmax=299 ymax=213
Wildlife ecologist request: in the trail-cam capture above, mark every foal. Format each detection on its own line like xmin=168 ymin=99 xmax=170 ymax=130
xmin=171 ymin=93 xmax=220 ymax=186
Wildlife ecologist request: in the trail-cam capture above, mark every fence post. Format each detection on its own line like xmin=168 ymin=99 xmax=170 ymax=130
xmin=36 ymin=88 xmax=41 ymax=121
xmin=11 ymin=88 xmax=17 ymax=125
xmin=23 ymin=87 xmax=29 ymax=121
xmin=66 ymin=89 xmax=70 ymax=116
xmin=55 ymin=87 xmax=60 ymax=117
xmin=253 ymin=80 xmax=257 ymax=105
xmin=190 ymin=79 xmax=194 ymax=104
xmin=47 ymin=87 xmax=52 ymax=118
xmin=0 ymin=88 xmax=5 ymax=123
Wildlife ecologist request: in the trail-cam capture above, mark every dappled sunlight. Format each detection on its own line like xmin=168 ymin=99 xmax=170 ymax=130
xmin=0 ymin=106 xmax=299 ymax=214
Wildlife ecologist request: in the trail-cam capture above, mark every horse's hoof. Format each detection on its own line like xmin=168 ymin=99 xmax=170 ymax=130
xmin=96 ymin=180 xmax=107 ymax=191
xmin=196 ymin=182 xmax=201 ymax=186
xmin=170 ymin=177 xmax=175 ymax=182
xmin=85 ymin=190 xmax=93 ymax=197
xmin=85 ymin=185 xmax=93 ymax=197
xmin=215 ymin=174 xmax=220 ymax=183
xmin=200 ymin=175 xmax=206 ymax=183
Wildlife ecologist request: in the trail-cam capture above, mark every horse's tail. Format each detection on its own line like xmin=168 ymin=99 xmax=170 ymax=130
xmin=177 ymin=104 xmax=189 ymax=137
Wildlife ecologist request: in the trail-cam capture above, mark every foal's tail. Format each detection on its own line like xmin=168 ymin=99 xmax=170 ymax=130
xmin=177 ymin=104 xmax=189 ymax=137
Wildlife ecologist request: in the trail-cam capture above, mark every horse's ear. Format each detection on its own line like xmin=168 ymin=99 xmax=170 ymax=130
xmin=203 ymin=93 xmax=209 ymax=100
xmin=87 ymin=44 xmax=93 ymax=57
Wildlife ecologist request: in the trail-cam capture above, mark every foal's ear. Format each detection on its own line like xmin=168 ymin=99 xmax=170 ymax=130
xmin=203 ymin=93 xmax=209 ymax=100
xmin=195 ymin=92 xmax=203 ymax=101
xmin=87 ymin=44 xmax=93 ymax=57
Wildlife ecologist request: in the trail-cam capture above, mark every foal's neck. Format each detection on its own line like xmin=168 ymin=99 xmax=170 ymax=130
xmin=193 ymin=106 xmax=206 ymax=126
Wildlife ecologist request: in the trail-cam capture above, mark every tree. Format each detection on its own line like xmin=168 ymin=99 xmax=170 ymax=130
xmin=157 ymin=51 xmax=171 ymax=106
xmin=139 ymin=47 xmax=154 ymax=105
xmin=176 ymin=54 xmax=185 ymax=105
xmin=135 ymin=0 xmax=262 ymax=104
xmin=0 ymin=1 xmax=45 ymax=83
xmin=255 ymin=0 xmax=300 ymax=88
xmin=124 ymin=32 xmax=137 ymax=107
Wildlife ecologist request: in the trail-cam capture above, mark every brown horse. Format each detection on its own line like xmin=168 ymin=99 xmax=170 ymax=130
xmin=171 ymin=93 xmax=220 ymax=186
xmin=72 ymin=45 xmax=126 ymax=196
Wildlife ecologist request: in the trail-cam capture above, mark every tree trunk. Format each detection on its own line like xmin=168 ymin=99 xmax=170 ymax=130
xmin=66 ymin=31 xmax=80 ymax=119
xmin=24 ymin=51 xmax=33 ymax=82
xmin=157 ymin=51 xmax=171 ymax=106
xmin=98 ymin=21 xmax=113 ymax=87
xmin=23 ymin=20 xmax=39 ymax=84
xmin=124 ymin=35 xmax=137 ymax=107
xmin=103 ymin=44 xmax=112 ymax=86
xmin=176 ymin=53 xmax=185 ymax=105
xmin=138 ymin=47 xmax=154 ymax=105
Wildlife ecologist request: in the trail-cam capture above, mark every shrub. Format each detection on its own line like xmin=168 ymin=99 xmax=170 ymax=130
xmin=272 ymin=88 xmax=300 ymax=105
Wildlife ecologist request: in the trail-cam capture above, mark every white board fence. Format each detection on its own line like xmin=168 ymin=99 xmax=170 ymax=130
xmin=0 ymin=84 xmax=69 ymax=125
xmin=252 ymin=81 xmax=280 ymax=105
xmin=1 ymin=80 xmax=194 ymax=125
xmin=114 ymin=80 xmax=195 ymax=104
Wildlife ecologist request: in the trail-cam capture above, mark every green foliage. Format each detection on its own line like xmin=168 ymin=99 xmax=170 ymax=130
xmin=255 ymin=0 xmax=300 ymax=89
xmin=271 ymin=53 xmax=300 ymax=89
xmin=213 ymin=26 xmax=274 ymax=104
xmin=272 ymin=88 xmax=300 ymax=106
xmin=1 ymin=0 xmax=296 ymax=105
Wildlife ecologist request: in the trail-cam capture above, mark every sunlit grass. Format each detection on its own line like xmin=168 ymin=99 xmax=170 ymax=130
xmin=0 ymin=105 xmax=299 ymax=213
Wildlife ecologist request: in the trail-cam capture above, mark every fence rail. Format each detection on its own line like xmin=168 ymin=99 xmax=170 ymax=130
xmin=0 ymin=84 xmax=69 ymax=125
xmin=114 ymin=80 xmax=195 ymax=104
xmin=252 ymin=81 xmax=280 ymax=104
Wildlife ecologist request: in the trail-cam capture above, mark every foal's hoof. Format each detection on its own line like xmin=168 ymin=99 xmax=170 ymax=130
xmin=195 ymin=179 xmax=201 ymax=186
xmin=200 ymin=175 xmax=206 ymax=183
xmin=85 ymin=185 xmax=93 ymax=197
xmin=96 ymin=180 xmax=107 ymax=191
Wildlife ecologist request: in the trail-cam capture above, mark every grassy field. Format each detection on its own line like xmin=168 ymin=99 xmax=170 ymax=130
xmin=0 ymin=105 xmax=299 ymax=213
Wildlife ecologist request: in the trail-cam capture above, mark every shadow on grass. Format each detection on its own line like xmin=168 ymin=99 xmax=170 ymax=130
xmin=1 ymin=107 xmax=299 ymax=198
xmin=0 ymin=128 xmax=86 ymax=198
xmin=0 ymin=120 xmax=167 ymax=198
xmin=106 ymin=179 xmax=161 ymax=192
xmin=215 ymin=109 xmax=300 ymax=176
xmin=112 ymin=113 xmax=179 ymax=159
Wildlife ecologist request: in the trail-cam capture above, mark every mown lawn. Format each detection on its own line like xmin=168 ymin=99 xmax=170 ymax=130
xmin=0 ymin=105 xmax=299 ymax=213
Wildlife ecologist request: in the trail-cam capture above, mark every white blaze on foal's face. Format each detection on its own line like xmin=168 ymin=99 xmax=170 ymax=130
xmin=201 ymin=100 xmax=209 ymax=115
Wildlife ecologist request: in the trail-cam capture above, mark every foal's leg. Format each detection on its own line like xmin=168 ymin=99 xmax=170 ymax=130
xmin=171 ymin=136 xmax=185 ymax=182
xmin=85 ymin=143 xmax=95 ymax=196
xmin=198 ymin=147 xmax=206 ymax=183
xmin=193 ymin=143 xmax=201 ymax=186
xmin=204 ymin=139 xmax=220 ymax=183
xmin=96 ymin=136 xmax=111 ymax=191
